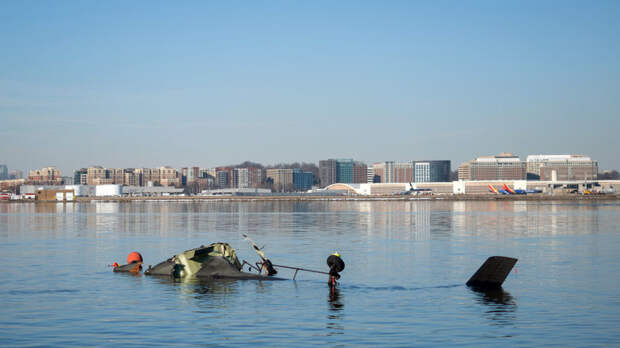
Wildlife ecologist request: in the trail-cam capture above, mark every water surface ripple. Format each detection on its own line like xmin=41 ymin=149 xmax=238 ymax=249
xmin=1 ymin=201 xmax=619 ymax=346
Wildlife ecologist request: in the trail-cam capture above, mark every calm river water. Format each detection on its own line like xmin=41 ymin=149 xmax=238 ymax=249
xmin=1 ymin=200 xmax=619 ymax=347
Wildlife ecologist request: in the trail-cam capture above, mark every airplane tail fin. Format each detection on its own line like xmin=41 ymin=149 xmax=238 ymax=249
xmin=502 ymin=184 xmax=515 ymax=193
xmin=466 ymin=256 xmax=517 ymax=290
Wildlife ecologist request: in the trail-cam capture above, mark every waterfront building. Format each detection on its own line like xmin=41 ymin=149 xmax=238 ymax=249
xmin=266 ymin=168 xmax=294 ymax=192
xmin=123 ymin=169 xmax=140 ymax=186
xmin=371 ymin=161 xmax=412 ymax=183
xmin=135 ymin=168 xmax=157 ymax=186
xmin=216 ymin=170 xmax=230 ymax=188
xmin=73 ymin=168 xmax=88 ymax=185
xmin=413 ymin=160 xmax=451 ymax=182
xmin=86 ymin=166 xmax=108 ymax=185
xmin=526 ymin=155 xmax=598 ymax=181
xmin=215 ymin=167 xmax=234 ymax=188
xmin=353 ymin=162 xmax=368 ymax=183
xmin=394 ymin=162 xmax=413 ymax=183
xmin=190 ymin=167 xmax=200 ymax=182
xmin=0 ymin=164 xmax=7 ymax=180
xmin=366 ymin=167 xmax=375 ymax=183
xmin=336 ymin=159 xmax=354 ymax=183
xmin=372 ymin=163 xmax=385 ymax=183
xmin=247 ymin=167 xmax=264 ymax=188
xmin=231 ymin=167 xmax=264 ymax=188
xmin=27 ymin=166 xmax=63 ymax=185
xmin=202 ymin=168 xmax=217 ymax=180
xmin=233 ymin=168 xmax=249 ymax=188
xmin=319 ymin=159 xmax=338 ymax=187
xmin=181 ymin=167 xmax=189 ymax=186
xmin=319 ymin=159 xmax=358 ymax=186
xmin=179 ymin=167 xmax=201 ymax=185
xmin=9 ymin=169 xmax=23 ymax=180
xmin=458 ymin=153 xmax=526 ymax=181
xmin=86 ymin=167 xmax=124 ymax=185
xmin=293 ymin=169 xmax=313 ymax=191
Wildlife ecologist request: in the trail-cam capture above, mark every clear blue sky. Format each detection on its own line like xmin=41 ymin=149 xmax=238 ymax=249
xmin=1 ymin=1 xmax=619 ymax=175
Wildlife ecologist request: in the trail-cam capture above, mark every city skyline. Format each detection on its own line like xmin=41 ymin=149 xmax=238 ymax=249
xmin=0 ymin=150 xmax=615 ymax=180
xmin=2 ymin=2 xmax=619 ymax=173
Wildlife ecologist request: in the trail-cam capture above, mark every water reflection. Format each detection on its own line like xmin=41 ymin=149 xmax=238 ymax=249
xmin=327 ymin=287 xmax=344 ymax=336
xmin=151 ymin=276 xmax=241 ymax=310
xmin=471 ymin=287 xmax=517 ymax=327
xmin=1 ymin=200 xmax=607 ymax=243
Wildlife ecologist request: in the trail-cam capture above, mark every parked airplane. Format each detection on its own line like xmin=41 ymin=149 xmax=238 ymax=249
xmin=502 ymin=184 xmax=526 ymax=194
xmin=488 ymin=185 xmax=510 ymax=194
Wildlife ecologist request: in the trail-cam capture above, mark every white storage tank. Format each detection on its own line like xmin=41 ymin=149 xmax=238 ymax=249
xmin=96 ymin=184 xmax=122 ymax=197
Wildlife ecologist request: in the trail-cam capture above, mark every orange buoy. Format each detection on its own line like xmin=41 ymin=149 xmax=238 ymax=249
xmin=112 ymin=262 xmax=119 ymax=268
xmin=127 ymin=251 xmax=143 ymax=264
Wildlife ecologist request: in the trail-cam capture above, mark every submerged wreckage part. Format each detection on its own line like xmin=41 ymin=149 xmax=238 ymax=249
xmin=144 ymin=243 xmax=281 ymax=280
xmin=327 ymin=253 xmax=345 ymax=287
xmin=113 ymin=261 xmax=142 ymax=273
xmin=242 ymin=234 xmax=277 ymax=276
xmin=466 ymin=256 xmax=518 ymax=290
xmin=113 ymin=251 xmax=143 ymax=273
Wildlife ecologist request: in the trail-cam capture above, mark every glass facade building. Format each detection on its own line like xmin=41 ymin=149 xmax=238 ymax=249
xmin=413 ymin=160 xmax=451 ymax=182
xmin=293 ymin=169 xmax=314 ymax=191
xmin=0 ymin=164 xmax=7 ymax=180
xmin=336 ymin=159 xmax=354 ymax=183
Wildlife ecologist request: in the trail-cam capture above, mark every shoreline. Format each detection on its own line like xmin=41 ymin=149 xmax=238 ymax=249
xmin=4 ymin=194 xmax=620 ymax=203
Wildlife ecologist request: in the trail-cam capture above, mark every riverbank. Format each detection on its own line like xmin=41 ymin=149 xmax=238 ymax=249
xmin=4 ymin=193 xmax=619 ymax=203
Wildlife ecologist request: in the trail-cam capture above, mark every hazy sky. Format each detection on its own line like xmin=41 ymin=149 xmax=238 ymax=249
xmin=1 ymin=1 xmax=619 ymax=175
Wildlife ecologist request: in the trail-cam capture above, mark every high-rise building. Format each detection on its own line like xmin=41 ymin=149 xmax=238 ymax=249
xmin=372 ymin=163 xmax=385 ymax=183
xmin=86 ymin=167 xmax=125 ymax=185
xmin=216 ymin=171 xmax=228 ymax=188
xmin=215 ymin=167 xmax=233 ymax=188
xmin=86 ymin=166 xmax=107 ymax=185
xmin=526 ymin=155 xmax=598 ymax=181
xmin=8 ymin=170 xmax=23 ymax=180
xmin=366 ymin=167 xmax=375 ymax=183
xmin=336 ymin=159 xmax=354 ymax=183
xmin=181 ymin=167 xmax=189 ymax=186
xmin=190 ymin=167 xmax=200 ymax=182
xmin=353 ymin=162 xmax=368 ymax=183
xmin=319 ymin=159 xmax=338 ymax=187
xmin=201 ymin=168 xmax=217 ymax=180
xmin=293 ymin=169 xmax=313 ymax=191
xmin=0 ymin=164 xmax=7 ymax=180
xmin=27 ymin=166 xmax=63 ymax=185
xmin=413 ymin=160 xmax=451 ymax=182
xmin=266 ymin=168 xmax=294 ymax=191
xmin=319 ymin=158 xmax=358 ymax=186
xmin=372 ymin=161 xmax=412 ymax=183
xmin=527 ymin=155 xmax=598 ymax=181
xmin=247 ymin=167 xmax=264 ymax=188
xmin=233 ymin=168 xmax=249 ymax=188
xmin=393 ymin=162 xmax=413 ymax=183
xmin=123 ymin=169 xmax=140 ymax=186
xmin=135 ymin=168 xmax=157 ymax=186
xmin=73 ymin=168 xmax=88 ymax=185
xmin=458 ymin=153 xmax=526 ymax=181
xmin=158 ymin=166 xmax=179 ymax=186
